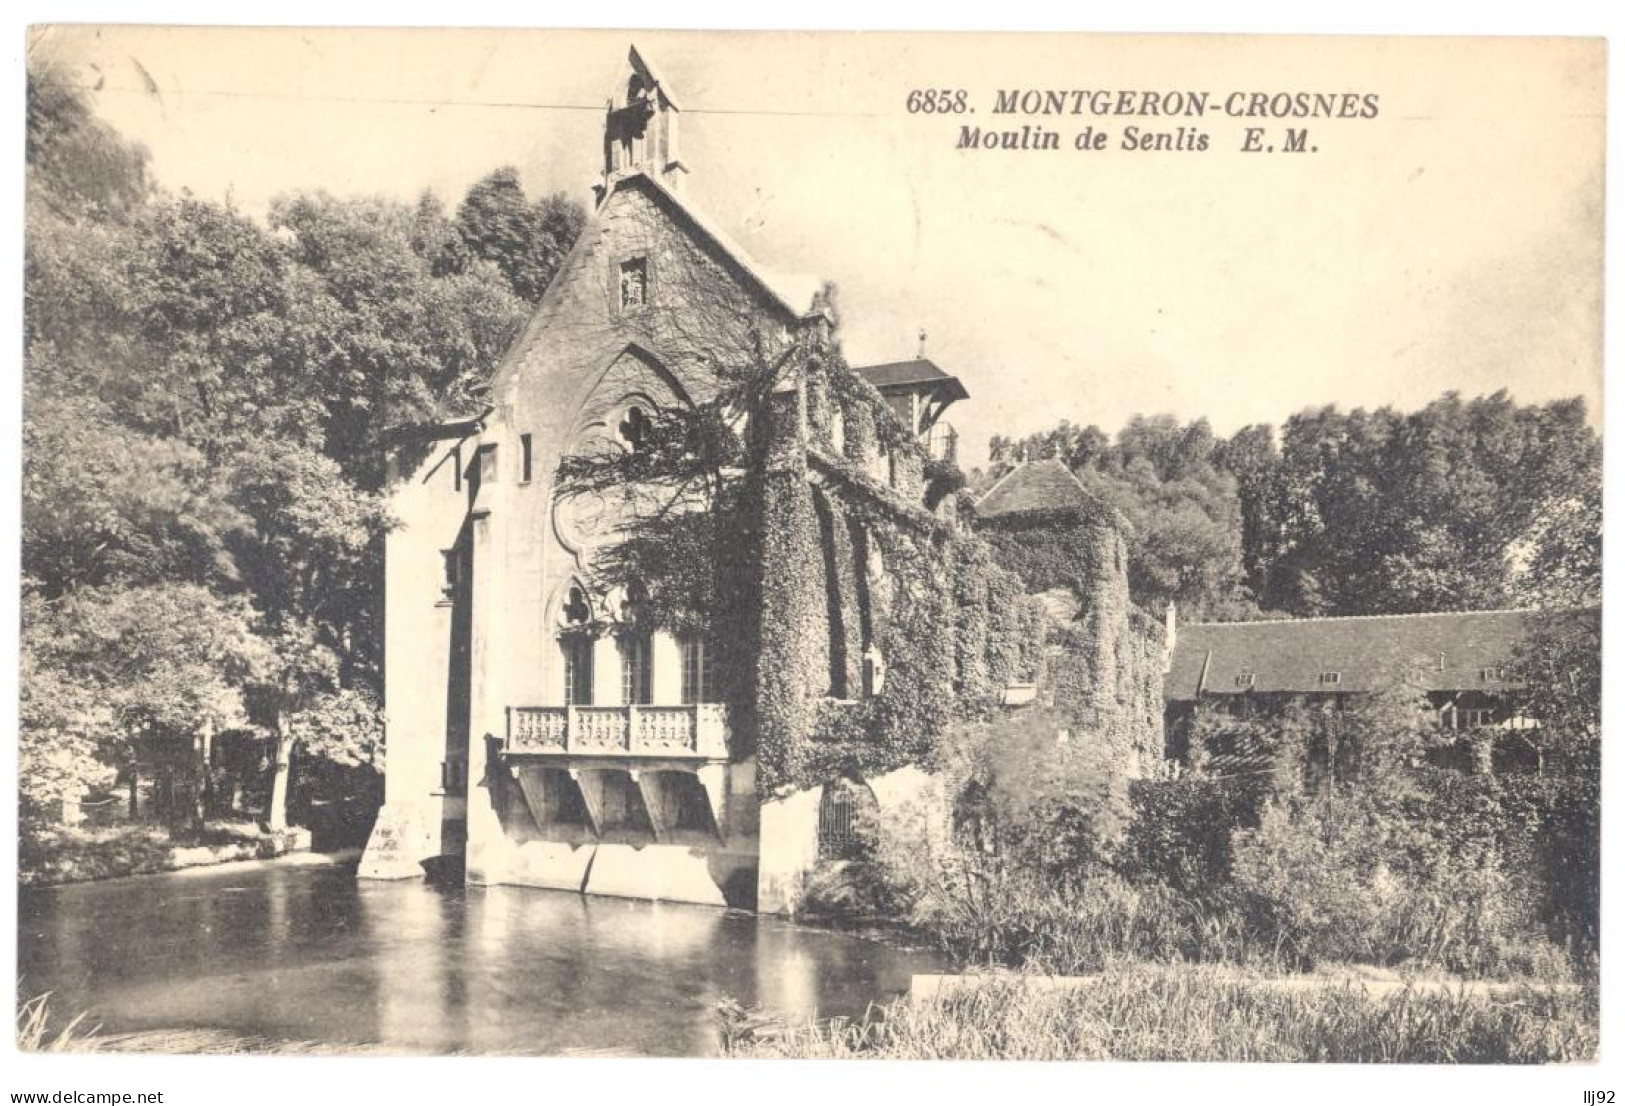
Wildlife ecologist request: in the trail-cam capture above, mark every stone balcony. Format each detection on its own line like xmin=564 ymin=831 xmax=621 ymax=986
xmin=503 ymin=704 xmax=730 ymax=760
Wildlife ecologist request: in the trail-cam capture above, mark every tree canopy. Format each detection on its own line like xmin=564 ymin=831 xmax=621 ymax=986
xmin=21 ymin=68 xmax=585 ymax=825
xmin=986 ymin=392 xmax=1600 ymax=623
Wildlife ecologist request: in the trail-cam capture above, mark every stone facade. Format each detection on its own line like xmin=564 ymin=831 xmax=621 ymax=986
xmin=361 ymin=47 xmax=1163 ymax=911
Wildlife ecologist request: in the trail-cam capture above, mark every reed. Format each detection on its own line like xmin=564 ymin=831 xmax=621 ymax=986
xmin=720 ymin=967 xmax=1598 ymax=1062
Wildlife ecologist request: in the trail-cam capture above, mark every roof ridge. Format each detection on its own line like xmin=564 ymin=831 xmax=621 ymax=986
xmin=852 ymin=357 xmax=938 ymax=369
xmin=972 ymin=459 xmax=1028 ymax=508
xmin=1186 ymin=607 xmax=1545 ymax=628
xmin=1033 ymin=456 xmax=1092 ymax=493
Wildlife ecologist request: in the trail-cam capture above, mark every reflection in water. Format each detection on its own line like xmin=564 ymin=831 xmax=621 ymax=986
xmin=18 ymin=864 xmax=940 ymax=1056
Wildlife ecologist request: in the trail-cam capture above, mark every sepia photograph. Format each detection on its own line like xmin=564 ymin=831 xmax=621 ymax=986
xmin=9 ymin=17 xmax=1610 ymax=1084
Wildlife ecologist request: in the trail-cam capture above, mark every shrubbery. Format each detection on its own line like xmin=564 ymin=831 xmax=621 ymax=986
xmin=845 ymin=701 xmax=1596 ymax=983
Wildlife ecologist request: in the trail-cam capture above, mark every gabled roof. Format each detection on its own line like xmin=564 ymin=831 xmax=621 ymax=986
xmin=381 ymin=406 xmax=492 ymax=445
xmin=974 ymin=458 xmax=1105 ymax=519
xmin=852 ymin=358 xmax=969 ymax=402
xmin=617 ymin=172 xmax=828 ymax=323
xmin=1163 ymin=608 xmax=1590 ymax=701
xmin=612 ymin=45 xmax=681 ymax=110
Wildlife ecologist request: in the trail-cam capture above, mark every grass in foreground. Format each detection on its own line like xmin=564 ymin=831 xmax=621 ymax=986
xmin=720 ymin=967 xmax=1598 ymax=1062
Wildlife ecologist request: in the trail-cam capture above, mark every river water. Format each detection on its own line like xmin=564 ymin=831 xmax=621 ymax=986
xmin=17 ymin=860 xmax=943 ymax=1056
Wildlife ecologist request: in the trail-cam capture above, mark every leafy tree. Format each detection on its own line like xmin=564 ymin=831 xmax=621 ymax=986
xmin=1266 ymin=393 xmax=1599 ymax=616
xmin=22 ymin=395 xmax=247 ymax=597
xmin=18 ymin=633 xmax=117 ymax=819
xmin=26 ymin=61 xmax=151 ymax=221
xmin=23 ymin=586 xmax=271 ymax=829
xmin=227 ymin=441 xmax=392 ymax=677
xmin=1213 ymin=423 xmax=1286 ymax=610
xmin=1078 ymin=459 xmax=1251 ymax=619
xmin=124 ymin=196 xmax=303 ymax=451
xmin=228 ymin=442 xmax=391 ymax=828
xmin=408 ymin=189 xmax=471 ymax=277
xmin=455 ymin=166 xmax=586 ymax=303
xmin=249 ymin=621 xmax=383 ymax=832
xmin=273 ymin=191 xmax=530 ymax=488
xmin=20 ymin=75 xmax=551 ymax=842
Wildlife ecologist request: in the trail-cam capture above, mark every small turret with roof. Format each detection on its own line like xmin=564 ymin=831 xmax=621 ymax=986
xmin=597 ymin=45 xmax=687 ymax=203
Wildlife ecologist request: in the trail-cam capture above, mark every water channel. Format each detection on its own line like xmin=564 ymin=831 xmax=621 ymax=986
xmin=18 ymin=860 xmax=944 ymax=1056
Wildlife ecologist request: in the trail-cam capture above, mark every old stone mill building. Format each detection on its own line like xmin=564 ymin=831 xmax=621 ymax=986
xmin=360 ymin=47 xmax=1164 ymax=910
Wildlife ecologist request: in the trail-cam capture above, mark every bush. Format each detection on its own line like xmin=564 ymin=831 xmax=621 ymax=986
xmin=850 ymin=750 xmax=1585 ymax=981
xmin=1118 ymin=776 xmax=1270 ymax=896
xmin=1230 ymin=789 xmax=1570 ymax=979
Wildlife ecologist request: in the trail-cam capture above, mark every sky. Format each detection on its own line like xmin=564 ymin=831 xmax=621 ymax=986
xmin=28 ymin=26 xmax=1606 ymax=464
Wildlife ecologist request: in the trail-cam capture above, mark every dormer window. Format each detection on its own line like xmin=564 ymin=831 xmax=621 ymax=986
xmin=1480 ymin=666 xmax=1505 ymax=682
xmin=1235 ymin=672 xmax=1256 ymax=688
xmin=619 ymin=257 xmax=648 ymax=310
xmin=1319 ymin=671 xmax=1342 ymax=686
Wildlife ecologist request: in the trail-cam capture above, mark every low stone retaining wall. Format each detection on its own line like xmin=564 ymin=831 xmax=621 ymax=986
xmin=21 ymin=825 xmax=315 ymax=887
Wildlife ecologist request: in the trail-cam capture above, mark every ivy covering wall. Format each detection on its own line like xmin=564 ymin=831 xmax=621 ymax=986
xmin=745 ymin=352 xmax=1063 ymax=793
xmin=981 ymin=509 xmax=1167 ymax=776
xmin=568 ymin=323 xmax=1162 ymax=796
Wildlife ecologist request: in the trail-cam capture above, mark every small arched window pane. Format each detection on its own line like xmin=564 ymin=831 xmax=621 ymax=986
xmin=562 ymin=585 xmax=592 ymax=626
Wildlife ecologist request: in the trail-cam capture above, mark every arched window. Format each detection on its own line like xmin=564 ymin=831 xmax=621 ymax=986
xmin=561 ymin=637 xmax=594 ymax=706
xmin=558 ymin=583 xmax=595 ymax=706
xmin=817 ymin=777 xmax=879 ymax=860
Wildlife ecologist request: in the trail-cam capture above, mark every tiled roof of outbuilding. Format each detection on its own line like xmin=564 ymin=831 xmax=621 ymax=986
xmin=1163 ymin=608 xmax=1592 ymax=701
